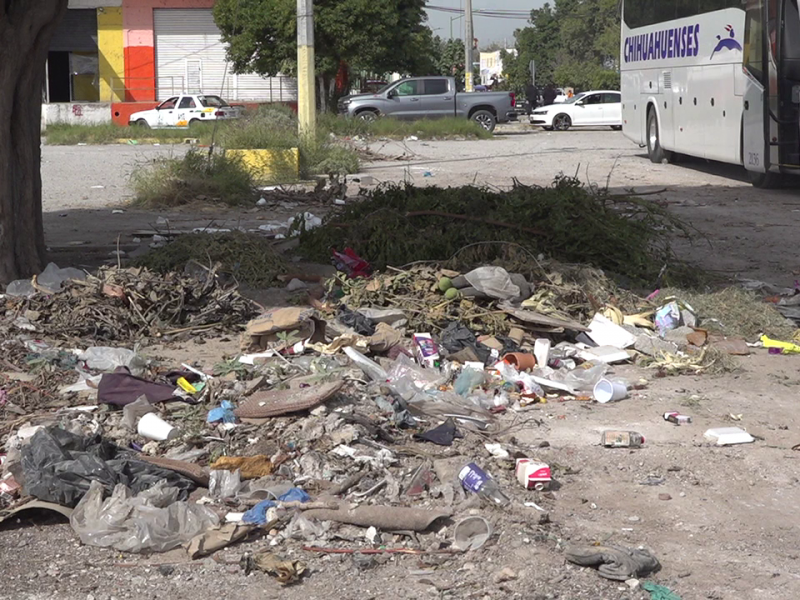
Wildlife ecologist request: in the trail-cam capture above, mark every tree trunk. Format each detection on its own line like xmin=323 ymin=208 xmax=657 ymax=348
xmin=0 ymin=1 xmax=68 ymax=283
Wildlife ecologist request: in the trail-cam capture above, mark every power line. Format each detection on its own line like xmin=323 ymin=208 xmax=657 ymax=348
xmin=426 ymin=4 xmax=531 ymax=19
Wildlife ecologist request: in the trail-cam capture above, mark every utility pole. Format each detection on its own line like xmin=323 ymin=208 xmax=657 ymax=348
xmin=297 ymin=0 xmax=316 ymax=137
xmin=464 ymin=0 xmax=474 ymax=91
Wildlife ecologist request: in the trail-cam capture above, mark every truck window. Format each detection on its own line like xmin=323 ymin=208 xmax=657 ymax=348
xmin=395 ymin=81 xmax=420 ymax=96
xmin=423 ymin=79 xmax=449 ymax=95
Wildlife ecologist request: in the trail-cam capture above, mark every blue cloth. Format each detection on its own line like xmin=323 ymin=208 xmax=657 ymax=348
xmin=207 ymin=400 xmax=236 ymax=424
xmin=242 ymin=488 xmax=311 ymax=524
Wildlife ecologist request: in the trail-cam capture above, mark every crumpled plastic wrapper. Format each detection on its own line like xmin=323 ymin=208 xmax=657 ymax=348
xmin=70 ymin=480 xmax=219 ymax=553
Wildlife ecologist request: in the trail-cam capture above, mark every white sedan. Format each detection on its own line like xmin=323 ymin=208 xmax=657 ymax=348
xmin=530 ymin=90 xmax=622 ymax=131
xmin=129 ymin=94 xmax=242 ymax=129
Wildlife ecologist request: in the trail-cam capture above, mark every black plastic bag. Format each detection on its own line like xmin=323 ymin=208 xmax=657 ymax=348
xmin=21 ymin=427 xmax=196 ymax=508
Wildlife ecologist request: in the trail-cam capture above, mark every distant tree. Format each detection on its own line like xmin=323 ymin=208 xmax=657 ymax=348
xmin=0 ymin=1 xmax=68 ymax=282
xmin=433 ymin=37 xmax=466 ymax=85
xmin=213 ymin=0 xmax=430 ymax=109
xmin=502 ymin=0 xmax=619 ymax=93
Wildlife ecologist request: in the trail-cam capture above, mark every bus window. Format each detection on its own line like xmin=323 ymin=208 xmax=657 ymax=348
xmin=744 ymin=0 xmax=765 ymax=80
xmin=624 ymin=0 xmax=740 ymax=28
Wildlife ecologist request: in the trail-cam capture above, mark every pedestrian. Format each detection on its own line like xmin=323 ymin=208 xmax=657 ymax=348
xmin=542 ymin=84 xmax=557 ymax=106
xmin=525 ymin=82 xmax=538 ymax=115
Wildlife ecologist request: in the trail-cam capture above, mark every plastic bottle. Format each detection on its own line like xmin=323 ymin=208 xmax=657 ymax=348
xmin=458 ymin=462 xmax=511 ymax=506
xmin=601 ymin=430 xmax=645 ymax=448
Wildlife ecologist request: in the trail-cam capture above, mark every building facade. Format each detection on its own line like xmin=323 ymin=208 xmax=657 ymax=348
xmin=45 ymin=0 xmax=297 ymax=125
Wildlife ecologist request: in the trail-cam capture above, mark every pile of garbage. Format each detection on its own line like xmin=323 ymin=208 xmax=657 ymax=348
xmin=3 ymin=263 xmax=258 ymax=343
xmin=2 ymin=259 xmax=796 ymax=594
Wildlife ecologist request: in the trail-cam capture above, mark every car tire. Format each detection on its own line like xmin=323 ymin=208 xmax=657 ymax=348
xmin=356 ymin=110 xmax=379 ymax=122
xmin=611 ymin=125 xmax=622 ymax=131
xmin=135 ymin=119 xmax=150 ymax=129
xmin=188 ymin=119 xmax=201 ymax=129
xmin=646 ymin=109 xmax=672 ymax=164
xmin=471 ymin=110 xmax=496 ymax=132
xmin=552 ymin=114 xmax=571 ymax=131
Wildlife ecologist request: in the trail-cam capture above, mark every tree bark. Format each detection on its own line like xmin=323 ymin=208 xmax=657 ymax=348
xmin=0 ymin=1 xmax=68 ymax=283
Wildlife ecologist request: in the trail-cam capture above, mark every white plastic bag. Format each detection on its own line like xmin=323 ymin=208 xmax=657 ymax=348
xmin=70 ymin=480 xmax=219 ymax=553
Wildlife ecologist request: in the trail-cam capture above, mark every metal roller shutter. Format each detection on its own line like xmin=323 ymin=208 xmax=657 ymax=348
xmin=153 ymin=9 xmax=296 ymax=102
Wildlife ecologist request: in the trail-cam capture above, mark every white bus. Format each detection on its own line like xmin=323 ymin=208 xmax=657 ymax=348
xmin=621 ymin=0 xmax=800 ymax=187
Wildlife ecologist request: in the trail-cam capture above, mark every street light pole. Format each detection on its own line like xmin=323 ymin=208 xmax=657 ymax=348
xmin=297 ymin=0 xmax=316 ymax=138
xmin=464 ymin=0 xmax=474 ymax=91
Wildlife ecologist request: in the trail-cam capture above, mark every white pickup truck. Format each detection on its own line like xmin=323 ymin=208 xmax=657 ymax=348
xmin=129 ymin=94 xmax=242 ymax=129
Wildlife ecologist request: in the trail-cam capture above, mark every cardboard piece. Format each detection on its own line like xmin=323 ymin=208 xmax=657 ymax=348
xmin=0 ymin=500 xmax=73 ymax=526
xmin=241 ymin=307 xmax=327 ymax=353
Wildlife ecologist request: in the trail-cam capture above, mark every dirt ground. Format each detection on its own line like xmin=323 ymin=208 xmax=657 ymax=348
xmin=5 ymin=127 xmax=800 ymax=600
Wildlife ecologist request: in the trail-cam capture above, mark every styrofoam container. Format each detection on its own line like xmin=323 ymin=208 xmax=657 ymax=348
xmin=137 ymin=412 xmax=178 ymax=441
xmin=704 ymin=427 xmax=754 ymax=446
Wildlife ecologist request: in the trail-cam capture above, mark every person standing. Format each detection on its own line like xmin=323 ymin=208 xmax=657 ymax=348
xmin=525 ymin=82 xmax=538 ymax=115
xmin=542 ymin=84 xmax=557 ymax=106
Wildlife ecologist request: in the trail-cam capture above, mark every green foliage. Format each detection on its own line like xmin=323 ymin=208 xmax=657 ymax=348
xmin=298 ymin=177 xmax=698 ymax=287
xmin=433 ymin=37 xmax=466 ymax=85
xmin=136 ymin=232 xmax=287 ymax=287
xmin=44 ymin=123 xmax=209 ymax=145
xmin=216 ymin=105 xmax=299 ymax=150
xmin=318 ymin=114 xmax=492 ymax=140
xmin=131 ymin=150 xmax=258 ymax=207
xmin=213 ymin=0 xmax=432 ymax=104
xmin=503 ymin=0 xmax=620 ymax=92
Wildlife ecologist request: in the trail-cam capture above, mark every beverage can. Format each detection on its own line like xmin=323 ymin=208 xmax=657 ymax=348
xmin=515 ymin=459 xmax=551 ymax=490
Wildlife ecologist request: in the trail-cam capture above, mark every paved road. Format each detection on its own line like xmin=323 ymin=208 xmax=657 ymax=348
xmin=41 ymin=129 xmax=800 ymax=285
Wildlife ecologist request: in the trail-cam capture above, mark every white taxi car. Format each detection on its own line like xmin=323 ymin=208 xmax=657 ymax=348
xmin=129 ymin=94 xmax=242 ymax=129
xmin=530 ymin=90 xmax=622 ymax=131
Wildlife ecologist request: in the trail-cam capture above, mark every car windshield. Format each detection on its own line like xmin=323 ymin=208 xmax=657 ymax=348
xmin=375 ymin=83 xmax=394 ymax=94
xmin=198 ymin=95 xmax=229 ymax=108
xmin=563 ymin=93 xmax=588 ymax=104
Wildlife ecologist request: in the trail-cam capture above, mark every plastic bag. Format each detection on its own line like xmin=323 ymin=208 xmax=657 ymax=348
xmin=21 ymin=427 xmax=196 ymax=508
xmin=209 ymin=469 xmax=242 ymax=499
xmin=70 ymin=480 xmax=219 ymax=553
xmin=454 ymin=367 xmax=485 ymax=396
xmin=5 ymin=263 xmax=86 ymax=297
xmin=386 ymin=354 xmax=446 ymax=399
xmin=464 ymin=267 xmax=520 ymax=300
xmin=80 ymin=347 xmax=146 ymax=376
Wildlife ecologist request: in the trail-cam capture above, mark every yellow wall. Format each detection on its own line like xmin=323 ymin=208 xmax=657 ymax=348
xmin=226 ymin=149 xmax=299 ymax=182
xmin=97 ymin=7 xmax=124 ymax=102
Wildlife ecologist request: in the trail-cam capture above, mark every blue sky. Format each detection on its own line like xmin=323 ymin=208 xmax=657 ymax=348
xmin=425 ymin=1 xmax=546 ymax=45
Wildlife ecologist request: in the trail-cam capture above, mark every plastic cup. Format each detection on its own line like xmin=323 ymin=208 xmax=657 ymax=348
xmin=453 ymin=516 xmax=492 ymax=551
xmin=593 ymin=378 xmax=628 ymax=403
xmin=137 ymin=412 xmax=178 ymax=441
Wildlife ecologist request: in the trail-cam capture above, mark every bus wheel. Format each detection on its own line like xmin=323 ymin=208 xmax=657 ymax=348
xmin=646 ymin=109 xmax=671 ymax=164
xmin=748 ymin=170 xmax=782 ymax=189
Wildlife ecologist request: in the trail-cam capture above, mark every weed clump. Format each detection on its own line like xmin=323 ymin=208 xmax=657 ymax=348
xmin=298 ymin=176 xmax=699 ymax=287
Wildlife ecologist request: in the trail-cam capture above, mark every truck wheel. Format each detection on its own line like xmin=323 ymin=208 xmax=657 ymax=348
xmin=136 ymin=119 xmax=150 ymax=129
xmin=646 ymin=109 xmax=671 ymax=164
xmin=552 ymin=114 xmax=571 ymax=131
xmin=356 ymin=110 xmax=378 ymax=122
xmin=471 ymin=110 xmax=496 ymax=132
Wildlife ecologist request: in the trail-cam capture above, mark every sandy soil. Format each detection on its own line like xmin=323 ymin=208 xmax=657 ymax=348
xmin=5 ymin=129 xmax=799 ymax=600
